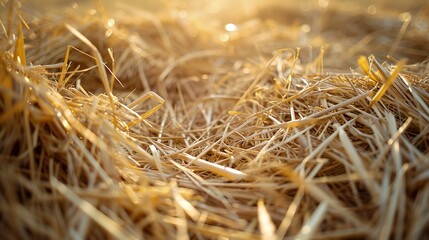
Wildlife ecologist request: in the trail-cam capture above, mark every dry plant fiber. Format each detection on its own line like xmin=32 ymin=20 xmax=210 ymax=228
xmin=1 ymin=0 xmax=429 ymax=239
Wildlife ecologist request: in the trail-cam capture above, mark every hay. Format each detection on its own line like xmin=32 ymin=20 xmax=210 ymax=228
xmin=1 ymin=0 xmax=429 ymax=239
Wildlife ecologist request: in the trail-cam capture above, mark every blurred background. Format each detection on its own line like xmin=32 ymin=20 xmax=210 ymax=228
xmin=19 ymin=0 xmax=429 ymax=17
xmin=6 ymin=0 xmax=429 ymax=70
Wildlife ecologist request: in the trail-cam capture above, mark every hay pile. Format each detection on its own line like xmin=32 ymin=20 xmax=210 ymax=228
xmin=1 ymin=0 xmax=429 ymax=239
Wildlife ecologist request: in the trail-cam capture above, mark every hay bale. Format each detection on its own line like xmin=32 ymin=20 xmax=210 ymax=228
xmin=1 ymin=0 xmax=428 ymax=239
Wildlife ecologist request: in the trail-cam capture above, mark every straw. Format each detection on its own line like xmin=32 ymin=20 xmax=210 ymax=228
xmin=1 ymin=0 xmax=428 ymax=239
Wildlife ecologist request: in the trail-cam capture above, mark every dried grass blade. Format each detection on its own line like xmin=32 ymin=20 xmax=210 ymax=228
xmin=338 ymin=128 xmax=379 ymax=197
xmin=309 ymin=91 xmax=371 ymax=119
xmin=175 ymin=153 xmax=248 ymax=181
xmin=172 ymin=180 xmax=201 ymax=222
xmin=14 ymin=21 xmax=26 ymax=66
xmin=107 ymin=48 xmax=115 ymax=90
xmin=276 ymin=187 xmax=304 ymax=239
xmin=271 ymin=117 xmax=320 ymax=129
xmin=358 ymin=56 xmax=379 ymax=82
xmin=379 ymin=164 xmax=409 ymax=240
xmin=0 ymin=20 xmax=7 ymax=38
xmin=50 ymin=177 xmax=140 ymax=240
xmin=277 ymin=164 xmax=366 ymax=228
xmin=65 ymin=24 xmax=118 ymax=127
xmin=127 ymin=91 xmax=165 ymax=128
xmin=368 ymin=60 xmax=406 ymax=109
xmin=399 ymin=75 xmax=429 ymax=118
xmin=294 ymin=202 xmax=328 ymax=240
xmin=258 ymin=199 xmax=276 ymax=240
xmin=57 ymin=45 xmax=72 ymax=90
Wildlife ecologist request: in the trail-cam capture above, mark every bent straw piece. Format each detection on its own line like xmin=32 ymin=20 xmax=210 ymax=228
xmin=127 ymin=91 xmax=165 ymax=128
xmin=50 ymin=177 xmax=140 ymax=240
xmin=64 ymin=25 xmax=109 ymax=87
xmin=63 ymin=65 xmax=81 ymax=87
xmin=368 ymin=60 xmax=406 ymax=109
xmin=175 ymin=153 xmax=248 ymax=181
xmin=65 ymin=24 xmax=118 ymax=127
